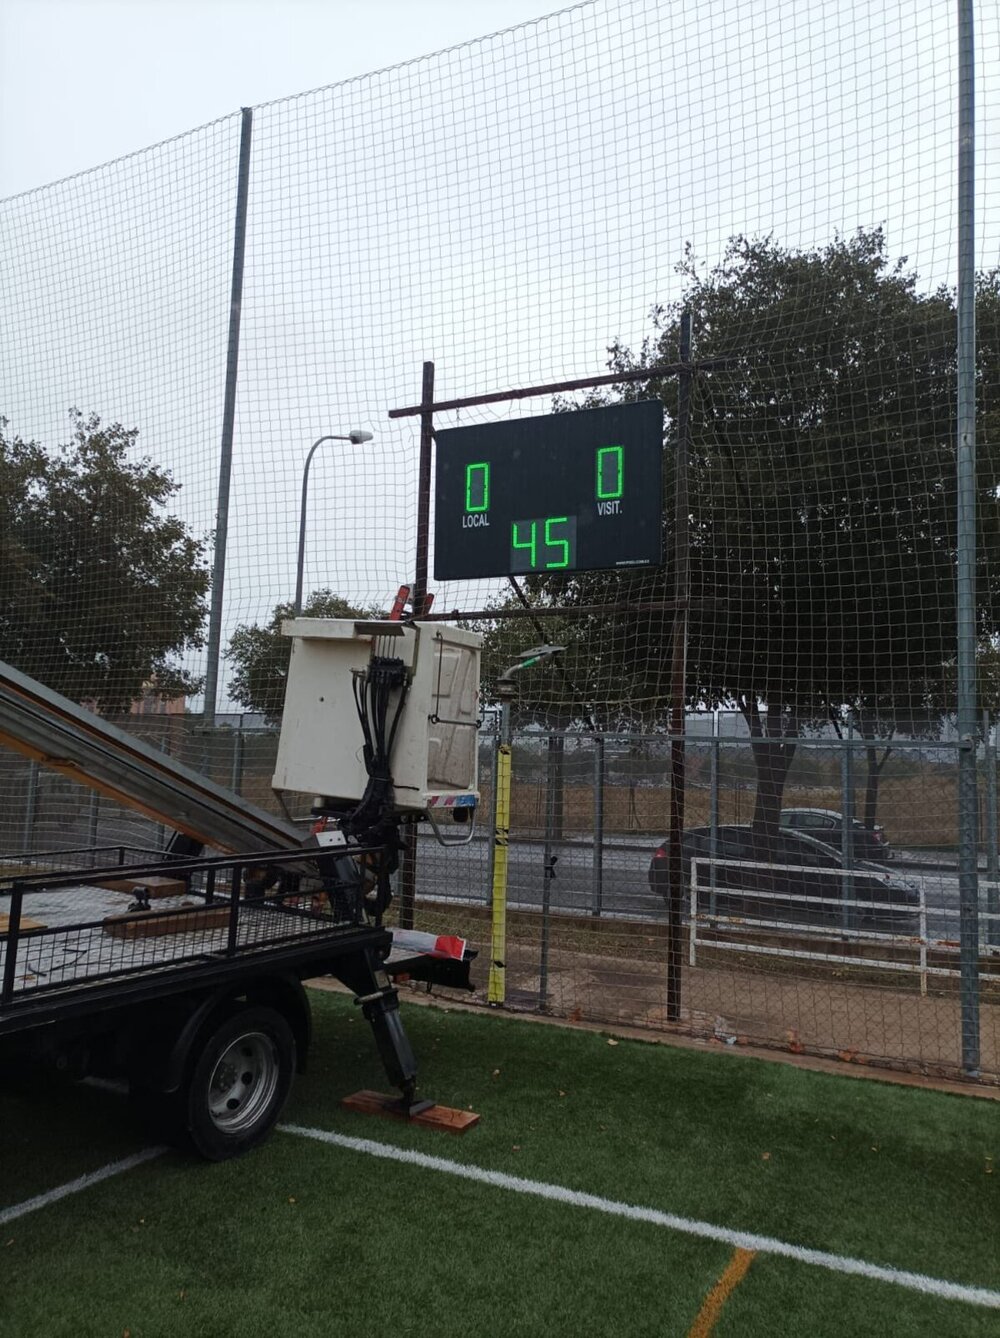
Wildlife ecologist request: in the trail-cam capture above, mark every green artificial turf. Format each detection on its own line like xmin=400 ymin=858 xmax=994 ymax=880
xmin=0 ymin=991 xmax=997 ymax=1337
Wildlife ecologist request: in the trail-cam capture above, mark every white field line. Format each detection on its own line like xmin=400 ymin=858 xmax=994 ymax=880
xmin=280 ymin=1124 xmax=1000 ymax=1312
xmin=0 ymin=1147 xmax=165 ymax=1227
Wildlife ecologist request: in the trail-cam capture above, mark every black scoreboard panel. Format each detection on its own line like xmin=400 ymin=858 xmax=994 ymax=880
xmin=433 ymin=400 xmax=664 ymax=581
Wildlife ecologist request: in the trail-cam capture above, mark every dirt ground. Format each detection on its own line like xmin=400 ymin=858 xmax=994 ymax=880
xmin=476 ymin=937 xmax=1000 ymax=1086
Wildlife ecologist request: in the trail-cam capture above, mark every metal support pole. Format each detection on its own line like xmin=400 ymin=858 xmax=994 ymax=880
xmin=484 ymin=714 xmax=500 ymax=906
xmin=231 ymin=722 xmax=246 ymax=797
xmin=86 ymin=788 xmax=100 ymax=851
xmin=487 ymin=693 xmax=512 ymax=1005
xmin=21 ymin=760 xmax=39 ymax=853
xmin=666 ymin=311 xmax=692 ymax=1021
xmin=293 ymin=430 xmax=373 ymax=616
xmin=293 ymin=437 xmax=336 ymax=618
xmin=982 ymin=712 xmax=998 ymax=875
xmin=840 ymin=720 xmax=855 ymax=933
xmin=155 ymin=734 xmax=168 ymax=851
xmin=539 ymin=733 xmax=561 ymax=1009
xmin=203 ymin=107 xmax=253 ymax=727
xmin=412 ymin=360 xmax=435 ymax=617
xmin=985 ymin=711 xmax=1000 ymax=946
xmin=592 ymin=736 xmax=605 ymax=917
xmin=956 ymin=0 xmax=980 ymax=1074
xmin=397 ymin=362 xmax=435 ymax=932
xmin=709 ymin=709 xmax=720 ymax=916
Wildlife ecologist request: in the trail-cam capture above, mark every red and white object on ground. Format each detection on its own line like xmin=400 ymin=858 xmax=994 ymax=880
xmin=390 ymin=928 xmax=467 ymax=961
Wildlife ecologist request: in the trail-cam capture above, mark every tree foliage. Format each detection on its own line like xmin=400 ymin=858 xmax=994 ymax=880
xmin=0 ymin=411 xmax=209 ymax=710
xmin=478 ymin=231 xmax=1000 ymax=827
xmin=225 ymin=589 xmax=379 ymax=722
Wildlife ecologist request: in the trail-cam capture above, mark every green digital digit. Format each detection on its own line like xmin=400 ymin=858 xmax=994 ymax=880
xmin=596 ymin=444 xmax=624 ymax=500
xmin=544 ymin=516 xmax=570 ymax=568
xmin=511 ymin=519 xmax=538 ymax=568
xmin=465 ymin=461 xmax=490 ymax=512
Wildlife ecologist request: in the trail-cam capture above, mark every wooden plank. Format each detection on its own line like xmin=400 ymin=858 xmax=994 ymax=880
xmin=341 ymin=1089 xmax=480 ymax=1134
xmin=0 ymin=914 xmax=47 ymax=935
xmin=102 ymin=904 xmax=230 ymax=940
xmin=96 ymin=876 xmax=187 ymax=899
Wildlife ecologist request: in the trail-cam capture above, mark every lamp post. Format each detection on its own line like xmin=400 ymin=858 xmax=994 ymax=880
xmin=293 ymin=431 xmax=373 ymax=616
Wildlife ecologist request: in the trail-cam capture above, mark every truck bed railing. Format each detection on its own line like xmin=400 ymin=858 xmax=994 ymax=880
xmin=1 ymin=845 xmax=376 ymax=1015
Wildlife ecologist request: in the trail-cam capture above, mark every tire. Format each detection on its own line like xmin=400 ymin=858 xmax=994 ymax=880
xmin=181 ymin=1004 xmax=296 ymax=1161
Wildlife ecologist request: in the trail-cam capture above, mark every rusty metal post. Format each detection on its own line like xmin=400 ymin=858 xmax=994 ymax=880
xmin=666 ymin=312 xmax=692 ymax=1021
xmin=398 ymin=362 xmax=435 ymax=931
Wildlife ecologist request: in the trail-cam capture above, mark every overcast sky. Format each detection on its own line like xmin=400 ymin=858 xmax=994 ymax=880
xmin=3 ymin=0 xmax=997 ymax=709
xmin=0 ymin=0 xmax=574 ymax=197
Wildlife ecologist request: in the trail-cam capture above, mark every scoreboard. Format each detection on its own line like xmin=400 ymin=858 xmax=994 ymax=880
xmin=433 ymin=400 xmax=663 ymax=581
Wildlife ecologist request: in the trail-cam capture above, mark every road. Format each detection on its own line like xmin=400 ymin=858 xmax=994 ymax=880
xmin=412 ymin=832 xmax=995 ymax=945
xmin=414 ymin=831 xmax=657 ymax=919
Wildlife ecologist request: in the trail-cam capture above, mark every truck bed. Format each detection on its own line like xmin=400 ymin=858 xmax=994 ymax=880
xmin=1 ymin=845 xmax=475 ymax=1038
xmin=0 ymin=846 xmax=394 ymax=1031
xmin=2 ymin=884 xmax=355 ymax=1001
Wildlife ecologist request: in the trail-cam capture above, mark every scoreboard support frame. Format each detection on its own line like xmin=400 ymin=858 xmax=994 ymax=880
xmin=388 ymin=332 xmax=727 ymax=1022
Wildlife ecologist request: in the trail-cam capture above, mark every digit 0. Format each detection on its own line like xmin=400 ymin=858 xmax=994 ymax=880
xmin=596 ymin=445 xmax=624 ymax=500
xmin=466 ymin=461 xmax=490 ymax=513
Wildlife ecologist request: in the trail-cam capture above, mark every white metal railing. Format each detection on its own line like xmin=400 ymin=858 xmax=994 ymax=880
xmin=686 ymin=855 xmax=1000 ymax=996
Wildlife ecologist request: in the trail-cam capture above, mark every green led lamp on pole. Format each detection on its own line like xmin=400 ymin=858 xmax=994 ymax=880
xmin=487 ymin=644 xmax=565 ymax=1006
xmin=293 ymin=430 xmax=374 ymax=617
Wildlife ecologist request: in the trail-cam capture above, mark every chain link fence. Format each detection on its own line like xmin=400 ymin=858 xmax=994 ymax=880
xmin=2 ymin=0 xmax=1000 ymax=1081
xmin=415 ymin=723 xmax=1000 ymax=1081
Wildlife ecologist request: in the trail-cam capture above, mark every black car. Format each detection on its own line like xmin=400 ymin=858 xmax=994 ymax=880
xmin=648 ymin=824 xmax=919 ymax=935
xmin=779 ymin=808 xmax=892 ymax=862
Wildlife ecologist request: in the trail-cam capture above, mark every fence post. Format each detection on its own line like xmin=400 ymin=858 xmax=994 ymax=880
xmin=155 ymin=733 xmax=169 ymax=851
xmin=709 ymin=710 xmax=720 ymax=916
xmin=21 ymin=760 xmax=39 ymax=853
xmin=484 ymin=717 xmax=499 ymax=906
xmin=87 ymin=789 xmax=100 ymax=851
xmin=231 ymin=721 xmax=246 ymax=796
xmin=397 ymin=360 xmax=436 ymax=934
xmin=591 ymin=736 xmax=604 ymax=917
xmin=981 ymin=711 xmax=999 ymax=949
xmin=919 ymin=892 xmax=928 ymax=997
xmin=666 ymin=310 xmax=693 ymax=1023
xmin=203 ymin=106 xmax=253 ymax=727
xmin=955 ymin=0 xmax=981 ymax=1074
xmin=487 ymin=697 xmax=512 ymax=1006
xmin=840 ymin=720 xmax=855 ymax=933
xmin=539 ymin=733 xmax=562 ymax=1010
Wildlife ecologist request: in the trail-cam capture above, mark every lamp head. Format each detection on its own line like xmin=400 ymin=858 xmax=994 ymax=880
xmin=497 ymin=643 xmax=565 ymax=691
xmin=348 ymin=430 xmax=374 ymax=444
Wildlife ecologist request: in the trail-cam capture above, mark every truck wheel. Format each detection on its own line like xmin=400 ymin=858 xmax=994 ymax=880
xmin=183 ymin=1005 xmax=295 ymax=1161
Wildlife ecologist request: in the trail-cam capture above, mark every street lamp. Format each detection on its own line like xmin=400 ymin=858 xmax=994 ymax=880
xmin=293 ymin=430 xmax=374 ymax=616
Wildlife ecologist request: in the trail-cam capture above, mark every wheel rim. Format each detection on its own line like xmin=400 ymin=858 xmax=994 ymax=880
xmin=206 ymin=1030 xmax=280 ymax=1134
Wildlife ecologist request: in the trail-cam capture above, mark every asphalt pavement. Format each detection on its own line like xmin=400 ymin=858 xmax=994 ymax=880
xmin=412 ymin=832 xmax=988 ymax=944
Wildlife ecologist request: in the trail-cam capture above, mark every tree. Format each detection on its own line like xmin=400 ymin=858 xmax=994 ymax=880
xmin=493 ymin=232 xmax=1000 ymax=830
xmin=225 ymin=589 xmax=379 ymax=722
xmin=0 ymin=411 xmax=209 ymax=711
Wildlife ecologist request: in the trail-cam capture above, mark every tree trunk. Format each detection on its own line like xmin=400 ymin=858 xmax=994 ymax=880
xmin=740 ymin=695 xmax=797 ymax=833
xmin=862 ymin=737 xmax=893 ymax=830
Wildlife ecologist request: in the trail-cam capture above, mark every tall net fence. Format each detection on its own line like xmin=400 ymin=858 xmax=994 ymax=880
xmin=2 ymin=0 xmax=999 ymax=1080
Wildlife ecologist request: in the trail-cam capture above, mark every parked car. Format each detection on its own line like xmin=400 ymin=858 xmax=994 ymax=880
xmin=779 ymin=808 xmax=892 ymax=861
xmin=648 ymin=824 xmax=919 ymax=935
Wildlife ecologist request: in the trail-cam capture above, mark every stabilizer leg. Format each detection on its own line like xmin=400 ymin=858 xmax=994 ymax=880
xmin=332 ymin=947 xmax=426 ymax=1112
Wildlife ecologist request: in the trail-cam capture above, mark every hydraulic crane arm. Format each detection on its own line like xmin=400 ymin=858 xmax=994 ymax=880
xmin=0 ymin=659 xmax=300 ymax=855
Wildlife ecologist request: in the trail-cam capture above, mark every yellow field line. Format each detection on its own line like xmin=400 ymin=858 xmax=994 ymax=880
xmin=687 ymin=1247 xmax=757 ymax=1337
